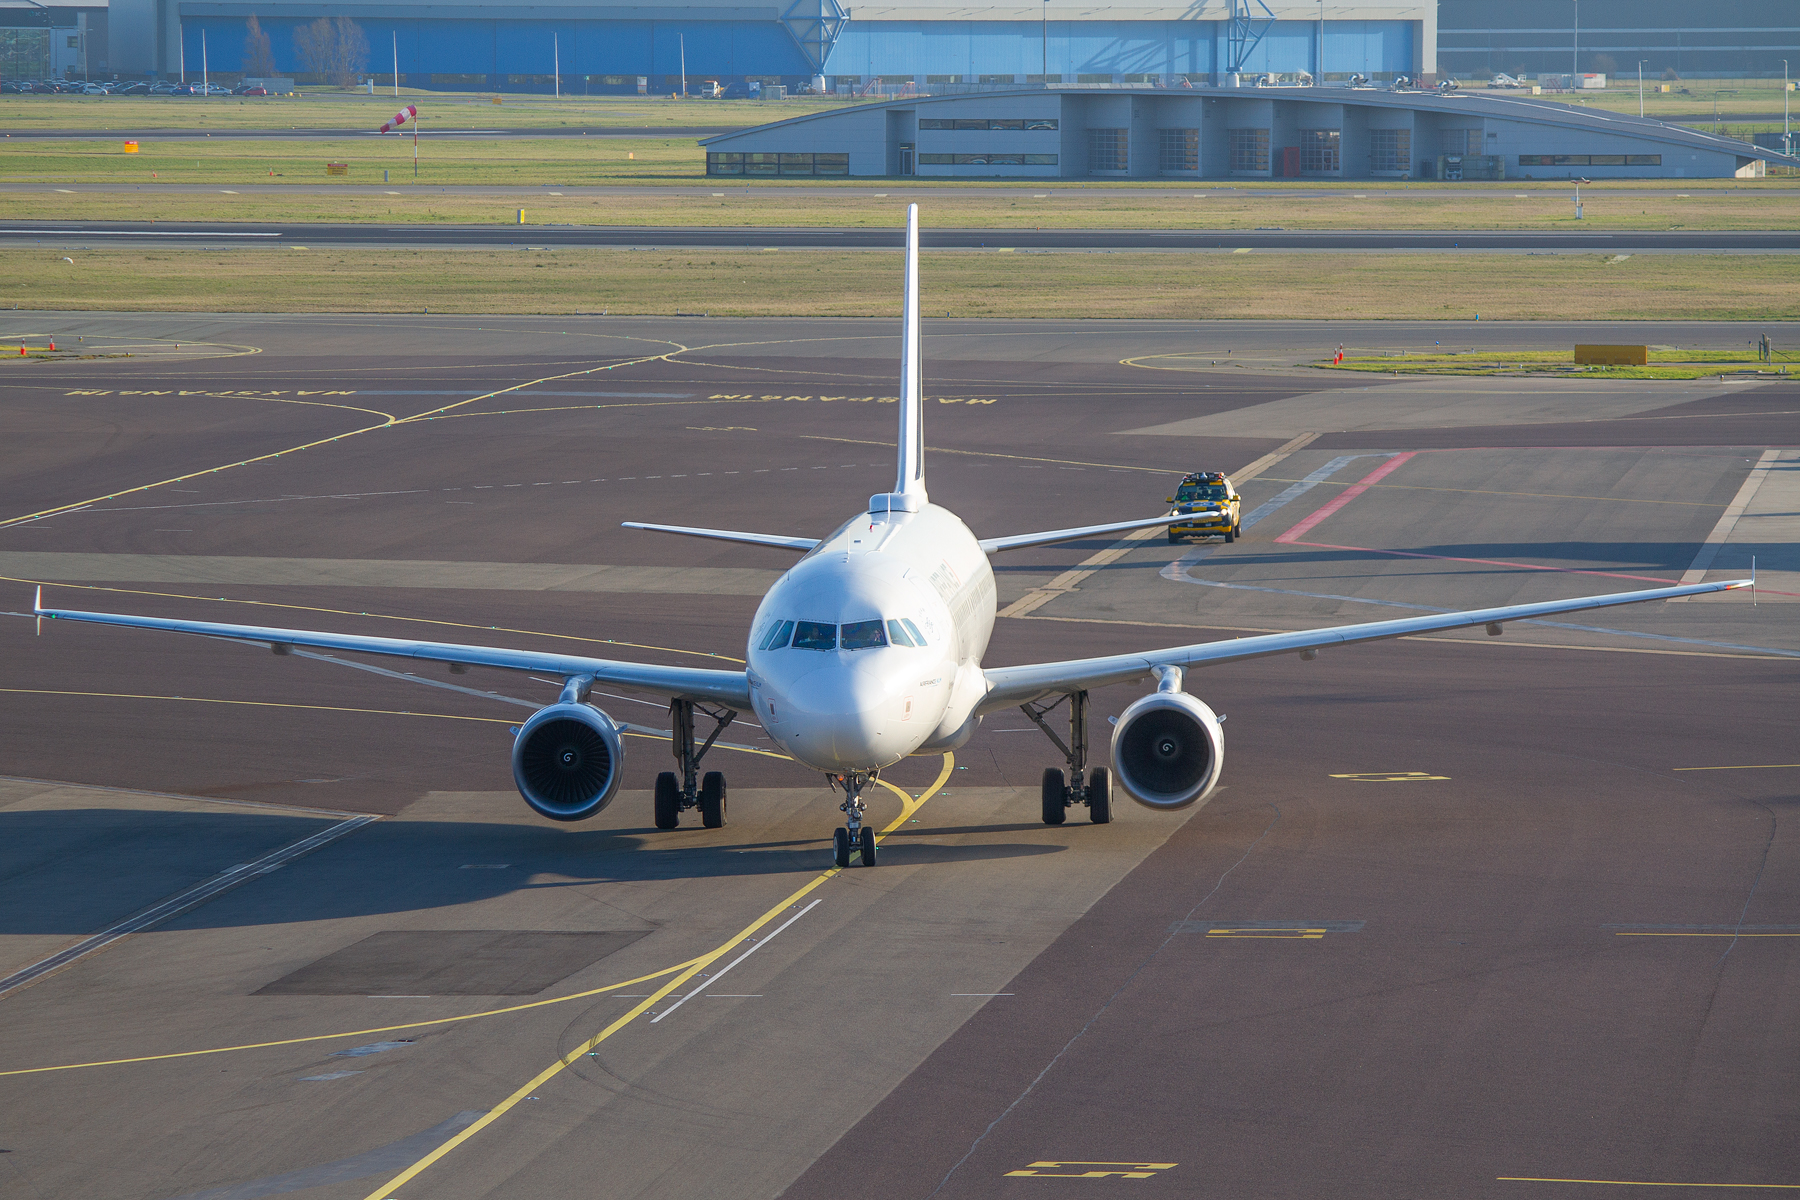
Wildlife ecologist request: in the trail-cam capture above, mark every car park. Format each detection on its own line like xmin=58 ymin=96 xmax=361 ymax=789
xmin=1165 ymin=471 xmax=1242 ymax=543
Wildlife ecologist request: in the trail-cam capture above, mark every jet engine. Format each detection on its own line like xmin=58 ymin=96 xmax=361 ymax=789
xmin=1110 ymin=690 xmax=1224 ymax=810
xmin=511 ymin=702 xmax=625 ymax=821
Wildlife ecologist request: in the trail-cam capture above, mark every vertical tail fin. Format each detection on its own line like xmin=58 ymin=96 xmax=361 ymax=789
xmin=871 ymin=204 xmax=928 ymax=515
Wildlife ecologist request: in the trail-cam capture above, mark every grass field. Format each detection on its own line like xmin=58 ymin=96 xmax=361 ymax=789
xmin=1324 ymin=348 xmax=1799 ymax=380
xmin=4 ymin=181 xmax=1799 ymax=230
xmin=2 ymin=82 xmax=1792 ymax=129
xmin=0 ymin=92 xmax=861 ymax=131
xmin=2 ymin=248 xmax=1796 ymax=321
xmin=1447 ymin=77 xmax=1795 ymax=121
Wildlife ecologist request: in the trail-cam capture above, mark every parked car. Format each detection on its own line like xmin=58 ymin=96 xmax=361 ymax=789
xmin=80 ymin=83 xmax=107 ymax=95
xmin=116 ymin=81 xmax=150 ymax=95
xmin=149 ymin=81 xmax=176 ymax=94
xmin=199 ymin=82 xmax=231 ymax=96
xmin=236 ymin=85 xmax=269 ymax=96
xmin=168 ymin=83 xmax=196 ymax=96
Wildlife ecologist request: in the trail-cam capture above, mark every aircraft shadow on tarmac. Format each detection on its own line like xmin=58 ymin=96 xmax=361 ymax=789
xmin=0 ymin=809 xmax=1063 ymax=934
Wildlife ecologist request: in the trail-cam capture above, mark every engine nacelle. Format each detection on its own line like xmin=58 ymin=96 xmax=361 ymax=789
xmin=511 ymin=702 xmax=625 ymax=822
xmin=1110 ymin=690 xmax=1225 ymax=810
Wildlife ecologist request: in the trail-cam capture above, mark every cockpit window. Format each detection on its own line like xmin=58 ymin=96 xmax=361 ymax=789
xmin=886 ymin=618 xmax=914 ymax=647
xmin=757 ymin=619 xmax=794 ymax=651
xmin=900 ymin=617 xmax=927 ymax=646
xmin=792 ymin=620 xmax=837 ymax=651
xmin=840 ymin=619 xmax=887 ymax=650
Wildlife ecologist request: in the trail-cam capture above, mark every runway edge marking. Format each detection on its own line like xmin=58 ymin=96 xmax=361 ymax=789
xmin=360 ymin=752 xmax=955 ymax=1200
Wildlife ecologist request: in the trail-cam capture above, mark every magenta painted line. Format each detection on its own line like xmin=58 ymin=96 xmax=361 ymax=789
xmin=1275 ymin=452 xmax=1418 ymax=544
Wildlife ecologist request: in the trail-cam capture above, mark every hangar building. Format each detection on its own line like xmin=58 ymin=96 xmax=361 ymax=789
xmin=103 ymin=0 xmax=1435 ymax=92
xmin=698 ymin=85 xmax=1796 ymax=180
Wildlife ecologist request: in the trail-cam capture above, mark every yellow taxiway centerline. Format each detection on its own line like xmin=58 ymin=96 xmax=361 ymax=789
xmin=360 ymin=752 xmax=955 ymax=1200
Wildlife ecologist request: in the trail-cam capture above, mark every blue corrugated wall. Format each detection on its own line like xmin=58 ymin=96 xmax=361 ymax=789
xmin=177 ymin=16 xmax=1412 ymax=86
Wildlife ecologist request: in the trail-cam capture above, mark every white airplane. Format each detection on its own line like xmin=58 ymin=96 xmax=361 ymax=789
xmin=34 ymin=206 xmax=1749 ymax=868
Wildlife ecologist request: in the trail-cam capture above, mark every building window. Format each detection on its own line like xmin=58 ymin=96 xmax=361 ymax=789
xmin=926 ymin=74 xmax=959 ymax=84
xmin=710 ymin=152 xmax=850 ymax=177
xmin=1517 ymin=154 xmax=1661 ymax=167
xmin=917 ymin=153 xmax=1058 ymax=167
xmin=1121 ymin=73 xmax=1155 ymax=83
xmin=1026 ymin=74 xmax=1063 ymax=84
xmin=1299 ymin=129 xmax=1340 ymax=174
xmin=1440 ymin=129 xmax=1481 ymax=155
xmin=918 ymin=117 xmax=1058 ymax=131
xmin=1159 ymin=128 xmax=1199 ymax=173
xmin=1077 ymin=73 xmax=1112 ymax=83
xmin=1228 ymin=127 xmax=1269 ymax=173
xmin=978 ymin=74 xmax=1015 ymax=84
xmin=430 ymin=74 xmax=487 ymax=87
xmin=1089 ymin=129 xmax=1128 ymax=172
xmin=1369 ymin=128 xmax=1411 ymax=173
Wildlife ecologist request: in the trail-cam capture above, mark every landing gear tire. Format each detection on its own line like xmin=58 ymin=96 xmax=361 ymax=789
xmin=833 ymin=827 xmax=852 ymax=869
xmin=859 ymin=825 xmax=878 ymax=867
xmin=1088 ymin=767 xmax=1112 ymax=824
xmin=653 ymin=772 xmax=681 ymax=830
xmin=1041 ymin=767 xmax=1067 ymax=826
xmin=699 ymin=771 xmax=727 ymax=828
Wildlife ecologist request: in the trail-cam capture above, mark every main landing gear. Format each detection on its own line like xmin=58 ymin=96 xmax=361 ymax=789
xmin=654 ymin=699 xmax=736 ymax=830
xmin=1021 ymin=690 xmax=1111 ymax=826
xmin=828 ymin=771 xmax=880 ymax=868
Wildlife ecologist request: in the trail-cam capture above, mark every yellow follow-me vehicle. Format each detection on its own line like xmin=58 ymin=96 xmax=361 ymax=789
xmin=1166 ymin=471 xmax=1242 ymax=543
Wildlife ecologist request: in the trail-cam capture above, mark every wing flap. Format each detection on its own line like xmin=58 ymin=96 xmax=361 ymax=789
xmin=34 ymin=598 xmax=752 ymax=710
xmin=977 ymin=578 xmax=1751 ymax=714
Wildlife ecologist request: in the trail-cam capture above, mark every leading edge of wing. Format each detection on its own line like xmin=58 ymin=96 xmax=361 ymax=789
xmin=977 ymin=578 xmax=1752 ymax=713
xmin=978 ymin=512 xmax=1187 ymax=555
xmin=621 ymin=522 xmax=819 ymax=552
xmin=32 ymin=593 xmax=752 ymax=710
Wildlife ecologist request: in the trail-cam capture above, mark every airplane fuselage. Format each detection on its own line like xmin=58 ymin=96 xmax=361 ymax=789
xmin=746 ymin=502 xmax=996 ymax=773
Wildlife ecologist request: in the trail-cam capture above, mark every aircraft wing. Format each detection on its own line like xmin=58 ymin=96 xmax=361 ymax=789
xmin=622 ymin=522 xmax=819 ymax=552
xmin=979 ymin=513 xmax=1187 ymax=554
xmin=977 ymin=578 xmax=1750 ymax=715
xmin=32 ymin=591 xmax=753 ymax=710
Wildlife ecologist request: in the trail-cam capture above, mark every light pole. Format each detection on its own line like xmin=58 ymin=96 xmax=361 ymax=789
xmin=1785 ymin=60 xmax=1791 ymax=156
xmin=1041 ymin=0 xmax=1048 ymax=86
xmin=392 ymin=30 xmax=398 ymax=99
xmin=1572 ymin=0 xmax=1578 ymax=82
xmin=1637 ymin=59 xmax=1645 ymax=116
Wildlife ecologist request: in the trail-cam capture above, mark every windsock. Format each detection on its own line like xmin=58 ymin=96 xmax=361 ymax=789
xmin=380 ymin=105 xmax=417 ymax=134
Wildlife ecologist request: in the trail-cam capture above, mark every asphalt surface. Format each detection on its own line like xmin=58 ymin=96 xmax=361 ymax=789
xmin=4 ymin=221 xmax=1799 ymax=252
xmin=1 ymin=314 xmax=1797 ymax=1200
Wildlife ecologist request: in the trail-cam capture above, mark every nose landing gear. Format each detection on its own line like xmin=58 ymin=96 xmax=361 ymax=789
xmin=1022 ymin=690 xmax=1111 ymax=825
xmin=828 ymin=771 xmax=880 ymax=867
xmin=653 ymin=699 xmax=736 ymax=830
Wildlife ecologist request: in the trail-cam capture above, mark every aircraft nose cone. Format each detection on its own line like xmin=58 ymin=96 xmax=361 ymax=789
xmin=784 ymin=664 xmax=898 ymax=769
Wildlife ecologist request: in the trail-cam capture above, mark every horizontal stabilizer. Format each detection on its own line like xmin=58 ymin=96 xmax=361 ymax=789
xmin=621 ymin=522 xmax=819 ymax=552
xmin=979 ymin=512 xmax=1187 ymax=555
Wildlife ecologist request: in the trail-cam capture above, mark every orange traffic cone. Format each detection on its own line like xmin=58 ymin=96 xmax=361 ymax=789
xmin=47 ymin=341 xmax=54 ymax=351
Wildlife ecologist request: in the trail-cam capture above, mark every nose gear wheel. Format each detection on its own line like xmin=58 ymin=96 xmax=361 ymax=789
xmin=828 ymin=770 xmax=881 ymax=867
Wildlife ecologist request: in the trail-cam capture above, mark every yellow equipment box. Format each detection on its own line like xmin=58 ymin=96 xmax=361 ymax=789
xmin=1575 ymin=344 xmax=1648 ymax=366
